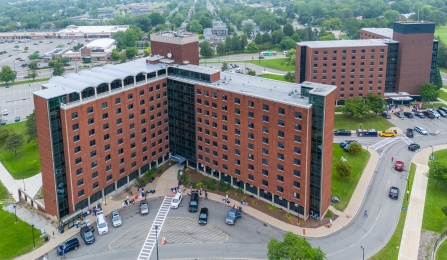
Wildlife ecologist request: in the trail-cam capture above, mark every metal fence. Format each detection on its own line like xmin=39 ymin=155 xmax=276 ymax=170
xmin=430 ymin=230 xmax=447 ymax=260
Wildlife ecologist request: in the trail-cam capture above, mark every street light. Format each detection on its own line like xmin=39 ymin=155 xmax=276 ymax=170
xmin=360 ymin=246 xmax=365 ymax=260
xmin=405 ymin=178 xmax=410 ymax=202
xmin=430 ymin=145 xmax=434 ymax=161
xmin=155 ymin=225 xmax=159 ymax=260
xmin=22 ymin=177 xmax=25 ymax=191
xmin=13 ymin=204 xmax=17 ymax=224
xmin=360 ymin=123 xmax=362 ymax=129
xmin=31 ymin=224 xmax=36 ymax=249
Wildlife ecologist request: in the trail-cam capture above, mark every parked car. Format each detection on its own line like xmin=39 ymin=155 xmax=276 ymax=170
xmin=437 ymin=109 xmax=447 ymax=118
xmin=57 ymin=238 xmax=80 ymax=255
xmin=0 ymin=119 xmax=6 ymax=125
xmin=170 ymin=192 xmax=183 ymax=209
xmin=333 ymin=129 xmax=352 ymax=136
xmin=96 ymin=213 xmax=108 ymax=235
xmin=408 ymin=143 xmax=420 ymax=151
xmin=406 ymin=128 xmax=414 ymax=138
xmin=422 ymin=111 xmax=435 ymax=119
xmin=225 ymin=207 xmax=242 ymax=225
xmin=389 ymin=186 xmax=399 ymax=200
xmin=403 ymin=112 xmax=414 ymax=119
xmin=381 ymin=112 xmax=391 ymax=119
xmin=394 ymin=111 xmax=405 ymax=119
xmin=110 ymin=210 xmax=122 ymax=227
xmin=3 ymin=109 xmax=8 ymax=116
xmin=339 ymin=140 xmax=358 ymax=148
xmin=394 ymin=161 xmax=404 ymax=171
xmin=80 ymin=225 xmax=95 ymax=244
xmin=438 ymin=107 xmax=447 ymax=113
xmin=140 ymin=200 xmax=149 ymax=215
xmin=414 ymin=126 xmax=428 ymax=135
xmin=415 ymin=112 xmax=426 ymax=118
xmin=427 ymin=108 xmax=440 ymax=119
xmin=188 ymin=191 xmax=199 ymax=212
xmin=198 ymin=207 xmax=208 ymax=226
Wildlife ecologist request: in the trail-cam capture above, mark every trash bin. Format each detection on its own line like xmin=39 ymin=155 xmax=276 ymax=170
xmin=58 ymin=226 xmax=64 ymax=234
xmin=44 ymin=235 xmax=49 ymax=242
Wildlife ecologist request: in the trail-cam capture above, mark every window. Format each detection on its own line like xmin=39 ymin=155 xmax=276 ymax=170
xmin=92 ymin=171 xmax=98 ymax=178
xmin=128 ymin=93 xmax=133 ymax=100
xmin=294 ymin=124 xmax=301 ymax=131
xmin=294 ymin=147 xmax=301 ymax=154
xmin=277 ymin=175 xmax=284 ymax=182
xmin=106 ymin=165 xmax=112 ymax=171
xmin=103 ymin=123 xmax=109 ymax=130
xmin=104 ymin=134 xmax=110 ymax=141
xmin=102 ymin=102 xmax=107 ymax=109
xmin=88 ymin=129 xmax=95 ymax=136
xmin=293 ymin=181 xmax=300 ymax=189
xmin=277 ymin=153 xmax=284 ymax=160
xmin=262 ymin=180 xmax=268 ymax=187
xmin=277 ymin=164 xmax=284 ymax=171
xmin=278 ymin=120 xmax=284 ymax=127
xmin=248 ymin=101 xmax=254 ymax=108
xmin=93 ymin=182 xmax=99 ymax=189
xmin=278 ymin=130 xmax=284 ymax=138
xmin=76 ymin=168 xmax=83 ymax=175
xmin=71 ymin=112 xmax=78 ymax=119
xmin=235 ymin=98 xmax=240 ymax=104
xmin=294 ymin=135 xmax=301 ymax=143
xmin=262 ymin=137 xmax=269 ymax=144
xmin=73 ymin=135 xmax=80 ymax=142
xmin=87 ymin=107 xmax=93 ymax=114
xmin=75 ymin=157 xmax=82 ymax=164
xmin=90 ymin=140 xmax=96 ymax=147
xmin=248 ymin=153 xmax=254 ymax=160
xmin=77 ymin=179 xmax=83 ymax=186
xmin=263 ymin=115 xmax=269 ymax=122
xmin=278 ymin=142 xmax=284 ymax=149
xmin=117 ymin=118 xmax=122 ymax=125
xmin=72 ymin=123 xmax=79 ymax=131
xmin=88 ymin=118 xmax=94 ymax=125
xmin=263 ymin=104 xmax=269 ymax=111
xmin=105 ymin=154 xmax=111 ymax=161
xmin=104 ymin=144 xmax=110 ymax=151
xmin=294 ymin=170 xmax=301 ymax=177
xmin=278 ymin=108 xmax=285 ymax=115
xmin=293 ymin=192 xmax=300 ymax=200
xmin=262 ymin=148 xmax=268 ymax=155
xmin=248 ymin=112 xmax=254 ymax=118
xmin=294 ymin=158 xmax=301 ymax=166
xmin=277 ymin=186 xmax=283 ymax=193
xmin=107 ymin=175 xmax=113 ymax=181
xmin=90 ymin=150 xmax=96 ymax=157
xmin=115 ymin=97 xmax=121 ymax=104
xmin=248 ymin=133 xmax=254 ymax=139
xmin=78 ymin=190 xmax=84 ymax=197
xmin=248 ymin=174 xmax=254 ymax=181
xmin=74 ymin=146 xmax=81 ymax=153
xmin=235 ymin=108 xmax=240 ymax=115
xmin=262 ymin=158 xmax=268 ymax=166
xmin=262 ymin=169 xmax=269 ymax=176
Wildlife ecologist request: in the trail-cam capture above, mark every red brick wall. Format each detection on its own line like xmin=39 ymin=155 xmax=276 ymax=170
xmin=394 ymin=32 xmax=434 ymax=94
xmin=210 ymin=72 xmax=220 ymax=83
xmin=34 ymin=95 xmax=58 ymax=217
xmin=151 ymin=40 xmax=199 ymax=65
xmin=194 ymin=85 xmax=310 ymax=211
xmin=60 ymin=79 xmax=169 ymax=212
xmin=296 ymin=44 xmax=387 ymax=101
xmin=359 ymin=30 xmax=389 ymax=39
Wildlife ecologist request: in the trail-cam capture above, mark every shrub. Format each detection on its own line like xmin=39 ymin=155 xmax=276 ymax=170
xmin=157 ymin=168 xmax=163 ymax=174
xmin=285 ymin=213 xmax=291 ymax=219
xmin=324 ymin=210 xmax=334 ymax=218
xmin=237 ymin=188 xmax=243 ymax=194
xmin=335 ymin=161 xmax=352 ymax=179
xmin=218 ymin=179 xmax=231 ymax=192
xmin=347 ymin=142 xmax=362 ymax=154
xmin=203 ymin=178 xmax=216 ymax=190
xmin=268 ymin=205 xmax=277 ymax=211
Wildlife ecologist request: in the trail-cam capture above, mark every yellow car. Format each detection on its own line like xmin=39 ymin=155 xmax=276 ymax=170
xmin=379 ymin=131 xmax=396 ymax=137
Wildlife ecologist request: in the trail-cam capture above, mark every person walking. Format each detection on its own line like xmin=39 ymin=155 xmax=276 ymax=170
xmin=391 ymin=156 xmax=394 ymax=162
xmin=364 ymin=210 xmax=368 ymax=217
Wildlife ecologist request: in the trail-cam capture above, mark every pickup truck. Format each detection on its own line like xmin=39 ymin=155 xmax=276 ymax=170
xmin=140 ymin=200 xmax=149 ymax=215
xmin=356 ymin=129 xmax=378 ymax=137
xmin=225 ymin=207 xmax=242 ymax=225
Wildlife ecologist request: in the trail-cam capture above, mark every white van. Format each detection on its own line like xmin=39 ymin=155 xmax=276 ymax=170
xmin=170 ymin=193 xmax=183 ymax=209
xmin=283 ymin=51 xmax=288 ymax=55
xmin=96 ymin=213 xmax=108 ymax=235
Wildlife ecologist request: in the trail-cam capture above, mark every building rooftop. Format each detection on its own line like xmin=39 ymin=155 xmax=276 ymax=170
xmin=298 ymin=39 xmax=388 ymax=48
xmin=57 ymin=25 xmax=130 ymax=34
xmin=152 ymin=31 xmax=197 ymax=38
xmin=85 ymin=38 xmax=116 ymax=49
xmin=361 ymin=28 xmax=393 ymax=39
xmin=206 ymin=72 xmax=336 ymax=108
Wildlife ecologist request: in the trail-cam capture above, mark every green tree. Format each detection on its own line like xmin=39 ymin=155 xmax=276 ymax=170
xmin=442 ymin=206 xmax=447 ymax=217
xmin=280 ymin=37 xmax=296 ymax=51
xmin=271 ymin=30 xmax=285 ymax=45
xmin=125 ymin=46 xmax=138 ymax=59
xmin=111 ymin=49 xmax=121 ymax=60
xmin=419 ymin=82 xmax=438 ymax=101
xmin=120 ymin=52 xmax=127 ymax=63
xmin=383 ymin=10 xmax=400 ymax=23
xmin=28 ymin=53 xmax=40 ymax=60
xmin=335 ymin=161 xmax=352 ymax=179
xmin=199 ymin=41 xmax=214 ymax=58
xmin=347 ymin=142 xmax=363 ymax=154
xmin=428 ymin=160 xmax=447 ymax=184
xmin=247 ymin=70 xmax=256 ymax=76
xmin=436 ymin=39 xmax=447 ymax=68
xmin=48 ymin=58 xmax=65 ymax=76
xmin=0 ymin=128 xmax=12 ymax=146
xmin=4 ymin=133 xmax=24 ymax=157
xmin=343 ymin=97 xmax=370 ymax=119
xmin=216 ymin=42 xmax=227 ymax=56
xmin=261 ymin=33 xmax=271 ymax=44
xmin=149 ymin=13 xmax=165 ymax=26
xmin=267 ymin=232 xmax=326 ymax=260
xmin=282 ymin=23 xmax=294 ymax=37
xmin=365 ymin=93 xmax=385 ymax=115
xmin=284 ymin=72 xmax=295 ymax=82
xmin=242 ymin=22 xmax=254 ymax=35
xmin=186 ymin=20 xmax=203 ymax=34
xmin=221 ymin=62 xmax=229 ymax=72
xmin=24 ymin=46 xmax=29 ymax=53
xmin=246 ymin=42 xmax=258 ymax=52
xmin=0 ymin=66 xmax=17 ymax=85
xmin=28 ymin=61 xmax=38 ymax=71
xmin=73 ymin=43 xmax=84 ymax=51
xmin=143 ymin=46 xmax=152 ymax=57
xmin=434 ymin=67 xmax=442 ymax=90
xmin=254 ymin=32 xmax=263 ymax=45
xmin=25 ymin=110 xmax=37 ymax=142
xmin=28 ymin=70 xmax=38 ymax=81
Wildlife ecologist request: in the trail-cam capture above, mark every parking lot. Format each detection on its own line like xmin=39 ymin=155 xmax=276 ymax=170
xmin=45 ymin=196 xmax=284 ymax=260
xmin=0 ymin=82 xmax=42 ymax=124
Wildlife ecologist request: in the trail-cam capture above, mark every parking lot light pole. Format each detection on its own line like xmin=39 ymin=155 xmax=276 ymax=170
xmin=32 ymin=224 xmax=35 ymax=248
xmin=13 ymin=204 xmax=17 ymax=224
xmin=360 ymin=246 xmax=365 ymax=260
xmin=155 ymin=225 xmax=159 ymax=260
xmin=430 ymin=145 xmax=434 ymax=161
xmin=405 ymin=178 xmax=409 ymax=202
xmin=22 ymin=177 xmax=25 ymax=191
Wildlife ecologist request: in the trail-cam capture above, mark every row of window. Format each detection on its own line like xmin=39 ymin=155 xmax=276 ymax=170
xmin=313 ymin=48 xmax=385 ymax=55
xmin=313 ymin=61 xmax=384 ymax=68
xmin=313 ymin=55 xmax=385 ymax=61
xmin=314 ymin=68 xmax=383 ymax=74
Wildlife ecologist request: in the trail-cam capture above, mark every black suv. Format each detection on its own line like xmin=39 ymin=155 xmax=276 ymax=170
xmin=389 ymin=187 xmax=399 ymax=200
xmin=80 ymin=226 xmax=95 ymax=244
xmin=188 ymin=192 xmax=199 ymax=212
xmin=57 ymin=238 xmax=80 ymax=255
xmin=333 ymin=129 xmax=352 ymax=136
xmin=406 ymin=128 xmax=414 ymax=138
xmin=408 ymin=143 xmax=420 ymax=151
xmin=403 ymin=112 xmax=414 ymax=119
xmin=198 ymin=207 xmax=208 ymax=225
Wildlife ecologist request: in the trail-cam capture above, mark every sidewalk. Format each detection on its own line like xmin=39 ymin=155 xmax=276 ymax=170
xmin=0 ymin=161 xmax=42 ymax=201
xmin=398 ymin=144 xmax=447 ymax=260
xmin=16 ymin=164 xmax=182 ymax=260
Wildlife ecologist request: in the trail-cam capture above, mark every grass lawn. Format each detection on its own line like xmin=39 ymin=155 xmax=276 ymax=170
xmin=0 ymin=122 xmax=40 ymax=179
xmin=370 ymin=163 xmax=416 ymax=260
xmin=331 ymin=144 xmax=371 ymax=211
xmin=438 ymin=90 xmax=447 ymax=101
xmin=0 ymin=181 xmax=11 ymax=201
xmin=334 ymin=114 xmax=394 ymax=130
xmin=422 ymin=102 xmax=444 ymax=109
xmin=334 ymin=106 xmax=343 ymax=112
xmin=0 ymin=78 xmax=49 ymax=88
xmin=440 ymin=67 xmax=447 ymax=74
xmin=246 ymin=58 xmax=295 ymax=72
xmin=435 ymin=25 xmax=447 ymax=44
xmin=258 ymin=74 xmax=287 ymax=81
xmin=0 ymin=209 xmax=45 ymax=259
xmin=422 ymin=149 xmax=447 ymax=233
xmin=436 ymin=239 xmax=447 ymax=260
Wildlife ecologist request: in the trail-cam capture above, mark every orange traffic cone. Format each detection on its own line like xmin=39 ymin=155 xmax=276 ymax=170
xmin=162 ymin=237 xmax=166 ymax=245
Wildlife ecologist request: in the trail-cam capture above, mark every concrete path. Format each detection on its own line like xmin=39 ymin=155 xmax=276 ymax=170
xmin=0 ymin=161 xmax=42 ymax=201
xmin=398 ymin=144 xmax=447 ymax=260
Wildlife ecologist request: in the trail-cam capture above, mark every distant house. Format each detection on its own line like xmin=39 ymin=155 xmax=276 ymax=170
xmin=203 ymin=20 xmax=228 ymax=44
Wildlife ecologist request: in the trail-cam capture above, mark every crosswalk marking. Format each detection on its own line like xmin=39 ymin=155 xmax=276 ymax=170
xmin=137 ymin=196 xmax=173 ymax=260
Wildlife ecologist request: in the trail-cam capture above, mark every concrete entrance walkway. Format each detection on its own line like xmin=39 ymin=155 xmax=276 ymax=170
xmin=0 ymin=161 xmax=42 ymax=201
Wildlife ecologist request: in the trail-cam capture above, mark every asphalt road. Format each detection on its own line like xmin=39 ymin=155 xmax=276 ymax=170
xmin=45 ymin=197 xmax=284 ymax=260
